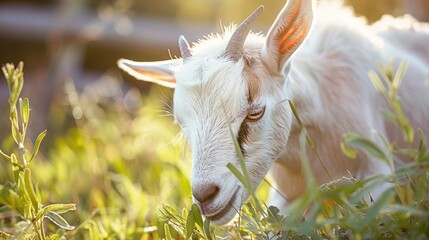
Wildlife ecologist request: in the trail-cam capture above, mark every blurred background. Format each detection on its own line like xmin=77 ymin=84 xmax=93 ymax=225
xmin=0 ymin=0 xmax=428 ymax=238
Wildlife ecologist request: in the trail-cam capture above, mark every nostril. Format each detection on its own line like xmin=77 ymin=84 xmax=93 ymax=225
xmin=193 ymin=184 xmax=219 ymax=204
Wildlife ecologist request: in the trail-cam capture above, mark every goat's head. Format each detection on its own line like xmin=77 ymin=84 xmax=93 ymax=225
xmin=118 ymin=0 xmax=314 ymax=225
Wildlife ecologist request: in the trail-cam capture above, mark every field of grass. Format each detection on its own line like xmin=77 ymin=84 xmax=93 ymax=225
xmin=1 ymin=61 xmax=428 ymax=239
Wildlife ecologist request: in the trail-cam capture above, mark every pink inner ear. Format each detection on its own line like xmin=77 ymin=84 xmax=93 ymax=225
xmin=132 ymin=67 xmax=176 ymax=83
xmin=280 ymin=22 xmax=309 ymax=54
xmin=278 ymin=19 xmax=303 ymax=48
xmin=275 ymin=0 xmax=308 ymax=54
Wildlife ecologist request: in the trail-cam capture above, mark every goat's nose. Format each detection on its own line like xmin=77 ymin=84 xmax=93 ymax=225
xmin=193 ymin=184 xmax=219 ymax=204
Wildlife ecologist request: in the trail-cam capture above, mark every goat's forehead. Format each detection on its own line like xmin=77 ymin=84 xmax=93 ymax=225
xmin=172 ymin=31 xmax=268 ymax=121
xmin=174 ymin=59 xmax=249 ymax=121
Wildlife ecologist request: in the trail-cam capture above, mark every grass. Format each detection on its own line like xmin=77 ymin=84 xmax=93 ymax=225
xmin=0 ymin=60 xmax=428 ymax=239
xmin=0 ymin=63 xmax=76 ymax=239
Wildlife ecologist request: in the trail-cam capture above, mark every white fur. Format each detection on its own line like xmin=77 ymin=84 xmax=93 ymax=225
xmin=118 ymin=0 xmax=429 ymax=225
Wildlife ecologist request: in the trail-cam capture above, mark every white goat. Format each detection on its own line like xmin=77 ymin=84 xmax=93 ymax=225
xmin=118 ymin=0 xmax=429 ymax=225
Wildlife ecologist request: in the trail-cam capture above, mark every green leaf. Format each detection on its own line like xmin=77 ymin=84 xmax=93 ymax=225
xmin=10 ymin=109 xmax=21 ymax=144
xmin=185 ymin=208 xmax=195 ymax=239
xmin=266 ymin=205 xmax=284 ymax=226
xmin=344 ymin=133 xmax=389 ymax=164
xmin=11 ymin=154 xmax=20 ymax=181
xmin=16 ymin=62 xmax=24 ymax=94
xmin=29 ymin=130 xmax=47 ymax=163
xmin=203 ymin=219 xmax=212 ymax=240
xmin=392 ymin=59 xmax=408 ymax=96
xmin=36 ymin=203 xmax=76 ymax=220
xmin=45 ymin=211 xmax=75 ymax=231
xmin=164 ymin=223 xmax=172 ymax=240
xmin=4 ymin=63 xmax=24 ymax=114
xmin=24 ymin=168 xmax=40 ymax=213
xmin=20 ymin=98 xmax=30 ymax=126
xmin=191 ymin=203 xmax=204 ymax=230
xmin=368 ymin=70 xmax=386 ymax=94
xmin=340 ymin=142 xmax=357 ymax=159
xmin=181 ymin=208 xmax=188 ymax=220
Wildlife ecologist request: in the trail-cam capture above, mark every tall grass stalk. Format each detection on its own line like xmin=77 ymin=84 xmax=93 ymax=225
xmin=0 ymin=62 xmax=76 ymax=239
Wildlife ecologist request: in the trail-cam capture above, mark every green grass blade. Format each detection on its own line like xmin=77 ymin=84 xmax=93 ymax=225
xmin=226 ymin=163 xmax=247 ymax=189
xmin=29 ymin=130 xmax=47 ymax=163
xmin=227 ymin=127 xmax=254 ymax=195
xmin=227 ymin=126 xmax=265 ymax=215
xmin=228 ymin=126 xmax=247 ymax=178
xmin=288 ymin=100 xmax=304 ymax=128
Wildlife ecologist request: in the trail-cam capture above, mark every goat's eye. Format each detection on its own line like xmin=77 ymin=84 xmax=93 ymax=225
xmin=246 ymin=106 xmax=265 ymax=121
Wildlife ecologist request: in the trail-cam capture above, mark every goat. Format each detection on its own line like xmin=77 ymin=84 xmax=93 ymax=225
xmin=118 ymin=0 xmax=429 ymax=225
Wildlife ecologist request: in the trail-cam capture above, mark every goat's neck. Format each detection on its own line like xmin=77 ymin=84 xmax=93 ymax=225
xmin=285 ymin=57 xmax=324 ymax=127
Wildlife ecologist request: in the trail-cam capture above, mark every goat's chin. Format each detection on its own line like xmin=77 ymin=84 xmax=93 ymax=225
xmin=207 ymin=205 xmax=239 ymax=226
xmin=204 ymin=187 xmax=249 ymax=226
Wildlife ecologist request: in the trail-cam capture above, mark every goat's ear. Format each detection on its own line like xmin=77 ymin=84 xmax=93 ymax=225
xmin=117 ymin=58 xmax=180 ymax=88
xmin=262 ymin=0 xmax=314 ymax=74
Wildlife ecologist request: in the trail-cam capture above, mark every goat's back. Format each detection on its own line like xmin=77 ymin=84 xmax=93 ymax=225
xmin=373 ymin=15 xmax=429 ymax=66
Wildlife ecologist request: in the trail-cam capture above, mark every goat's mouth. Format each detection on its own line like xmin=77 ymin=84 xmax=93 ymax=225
xmin=205 ymin=187 xmax=241 ymax=224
